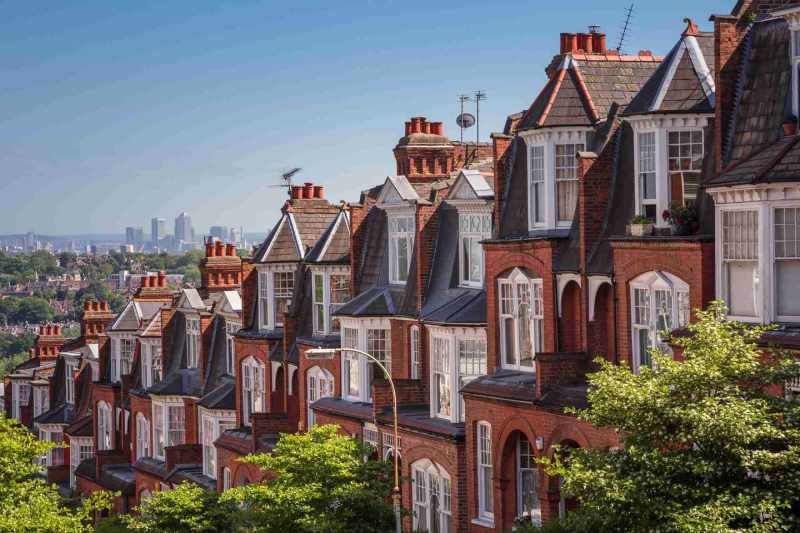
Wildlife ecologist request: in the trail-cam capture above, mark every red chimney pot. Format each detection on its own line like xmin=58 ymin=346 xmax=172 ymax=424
xmin=303 ymin=182 xmax=314 ymax=198
xmin=313 ymin=185 xmax=324 ymax=199
xmin=225 ymin=244 xmax=236 ymax=256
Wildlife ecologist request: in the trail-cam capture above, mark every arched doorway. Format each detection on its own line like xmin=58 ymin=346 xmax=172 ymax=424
xmin=559 ymin=280 xmax=583 ymax=352
xmin=590 ymin=283 xmax=614 ymax=362
xmin=272 ymin=365 xmax=285 ymax=413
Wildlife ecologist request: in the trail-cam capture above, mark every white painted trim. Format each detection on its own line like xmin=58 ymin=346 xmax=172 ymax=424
xmin=287 ymin=212 xmax=304 ymax=257
xmin=684 ymin=36 xmax=716 ymax=106
xmin=260 ymin=216 xmax=286 ymax=262
xmin=556 ymin=273 xmax=582 ymax=318
xmin=587 ymin=276 xmax=613 ymax=321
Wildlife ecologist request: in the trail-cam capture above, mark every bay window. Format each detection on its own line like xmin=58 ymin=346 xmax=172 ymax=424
xmin=629 ymin=271 xmax=690 ymax=373
xmin=555 ymin=143 xmax=584 ymax=223
xmin=257 ymin=267 xmax=296 ymax=330
xmin=667 ymin=130 xmax=703 ymax=202
xmin=33 ymin=386 xmax=49 ymax=418
xmin=638 ymin=131 xmax=657 ymax=219
xmin=312 ymin=268 xmax=351 ymax=336
xmin=306 ymin=366 xmax=334 ymax=428
xmin=111 ymin=335 xmax=133 ymax=382
xmin=97 ymin=401 xmax=112 ymax=451
xmin=721 ymin=210 xmax=759 ymax=319
xmin=339 ymin=319 xmax=391 ymax=403
xmin=200 ymin=410 xmax=236 ymax=479
xmin=186 ymin=317 xmax=200 ymax=369
xmin=388 ymin=214 xmax=415 ymax=284
xmin=774 ymin=207 xmax=800 ymax=320
xmin=241 ymin=357 xmax=265 ymax=426
xmin=429 ymin=327 xmax=487 ymax=423
xmin=39 ymin=428 xmax=64 ymax=467
xmin=69 ymin=438 xmax=93 ymax=488
xmin=141 ymin=341 xmax=162 ymax=389
xmin=498 ymin=270 xmax=543 ymax=371
xmin=477 ymin=421 xmax=494 ymax=521
xmin=226 ymin=321 xmax=239 ymax=376
xmin=459 ymin=212 xmax=492 ymax=287
xmin=412 ymin=459 xmax=452 ymax=533
xmin=135 ymin=413 xmax=150 ymax=460
xmin=528 ymin=145 xmax=545 ymax=226
xmin=65 ymin=359 xmax=78 ymax=404
xmin=12 ymin=381 xmax=30 ymax=420
xmin=151 ymin=399 xmax=185 ymax=460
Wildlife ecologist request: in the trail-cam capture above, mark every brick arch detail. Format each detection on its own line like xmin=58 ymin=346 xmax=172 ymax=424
xmin=494 ymin=416 xmax=539 ymax=469
xmin=232 ymin=461 xmax=261 ymax=486
xmin=615 ymin=262 xmax=694 ymax=286
xmin=492 ymin=253 xmax=549 ymax=280
xmin=546 ymin=421 xmax=591 ymax=451
xmin=402 ymin=444 xmax=456 ymax=480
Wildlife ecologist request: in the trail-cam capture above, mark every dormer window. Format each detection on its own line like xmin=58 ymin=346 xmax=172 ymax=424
xmin=65 ymin=359 xmax=78 ymax=404
xmin=312 ymin=268 xmax=351 ymax=336
xmin=111 ymin=335 xmax=133 ymax=382
xmin=241 ymin=357 xmax=265 ymax=426
xmin=555 ymin=142 xmax=584 ymax=223
xmin=792 ymin=29 xmax=800 ymax=120
xmin=141 ymin=341 xmax=162 ymax=388
xmin=459 ymin=213 xmax=492 ymax=287
xmin=389 ymin=214 xmax=415 ymax=284
xmin=186 ymin=317 xmax=200 ymax=369
xmin=257 ymin=266 xmax=296 ymax=330
xmin=225 ymin=321 xmax=239 ymax=375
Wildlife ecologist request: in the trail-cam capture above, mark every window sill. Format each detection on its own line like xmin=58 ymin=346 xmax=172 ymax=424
xmin=471 ymin=517 xmax=495 ymax=528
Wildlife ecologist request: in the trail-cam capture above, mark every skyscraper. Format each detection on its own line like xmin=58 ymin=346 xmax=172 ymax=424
xmin=151 ymin=217 xmax=166 ymax=247
xmin=125 ymin=227 xmax=144 ymax=248
xmin=209 ymin=226 xmax=229 ymax=241
xmin=174 ymin=212 xmax=192 ymax=243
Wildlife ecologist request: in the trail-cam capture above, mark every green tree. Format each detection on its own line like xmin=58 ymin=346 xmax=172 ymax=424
xmin=225 ymin=424 xmax=395 ymax=533
xmin=74 ymin=281 xmax=126 ymax=314
xmin=541 ymin=302 xmax=800 ymax=533
xmin=123 ymin=482 xmax=236 ymax=533
xmin=0 ymin=414 xmax=111 ymax=532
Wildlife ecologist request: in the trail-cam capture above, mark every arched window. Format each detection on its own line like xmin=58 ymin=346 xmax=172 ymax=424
xmin=411 ymin=459 xmax=452 ymax=533
xmin=629 ymin=271 xmax=690 ymax=373
xmin=97 ymin=401 xmax=112 ymax=451
xmin=498 ymin=268 xmax=543 ymax=371
xmin=242 ymin=357 xmax=265 ymax=426
xmin=476 ymin=421 xmax=493 ymax=520
xmin=135 ymin=413 xmax=150 ymax=460
xmin=307 ymin=366 xmax=334 ymax=428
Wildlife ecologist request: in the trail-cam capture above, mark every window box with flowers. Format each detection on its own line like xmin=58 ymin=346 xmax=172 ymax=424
xmin=662 ymin=203 xmax=698 ymax=236
xmin=627 ymin=215 xmax=654 ymax=237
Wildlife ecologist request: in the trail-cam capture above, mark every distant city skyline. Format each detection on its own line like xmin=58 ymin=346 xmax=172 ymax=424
xmin=0 ymin=0 xmax=731 ymax=234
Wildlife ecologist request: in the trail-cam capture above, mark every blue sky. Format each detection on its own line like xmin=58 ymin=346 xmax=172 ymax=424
xmin=0 ymin=0 xmax=732 ymax=236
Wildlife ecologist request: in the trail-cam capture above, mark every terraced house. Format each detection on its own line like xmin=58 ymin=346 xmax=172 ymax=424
xmin=5 ymin=0 xmax=800 ymax=530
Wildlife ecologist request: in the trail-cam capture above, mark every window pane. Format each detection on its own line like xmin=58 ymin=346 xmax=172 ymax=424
xmin=777 ymin=260 xmax=800 ymax=316
xmin=726 ymin=262 xmax=757 ymax=317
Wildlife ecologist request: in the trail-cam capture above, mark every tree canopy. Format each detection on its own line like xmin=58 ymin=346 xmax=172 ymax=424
xmin=541 ymin=302 xmax=800 ymax=533
xmin=0 ymin=414 xmax=110 ymax=532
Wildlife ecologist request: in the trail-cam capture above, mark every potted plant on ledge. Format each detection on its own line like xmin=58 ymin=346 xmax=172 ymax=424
xmin=662 ymin=203 xmax=699 ymax=236
xmin=627 ymin=215 xmax=654 ymax=237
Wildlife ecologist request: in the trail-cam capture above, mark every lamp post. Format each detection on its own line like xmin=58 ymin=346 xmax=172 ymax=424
xmin=306 ymin=347 xmax=402 ymax=533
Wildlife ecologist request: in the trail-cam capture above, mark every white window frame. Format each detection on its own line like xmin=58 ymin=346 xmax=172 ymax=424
xmin=199 ymin=408 xmax=236 ymax=479
xmin=517 ymin=434 xmax=541 ymax=526
xmin=69 ymin=437 xmax=93 ymax=489
xmin=241 ymin=357 xmax=265 ymax=426
xmin=257 ymin=265 xmax=296 ymax=330
xmin=772 ymin=206 xmax=800 ymax=322
xmin=135 ymin=412 xmax=151 ymax=460
xmin=185 ymin=316 xmax=200 ymax=369
xmin=411 ymin=459 xmax=452 ymax=533
xmin=311 ymin=266 xmax=351 ymax=336
xmin=410 ymin=325 xmax=420 ymax=380
xmin=39 ymin=426 xmax=64 ymax=467
xmin=719 ymin=207 xmax=762 ymax=322
xmin=150 ymin=397 xmax=184 ymax=460
xmin=629 ymin=271 xmax=690 ymax=374
xmin=523 ymin=129 xmax=589 ymax=231
xmin=110 ymin=334 xmax=134 ymax=382
xmin=387 ymin=212 xmax=415 ymax=285
xmin=476 ymin=421 xmax=494 ymax=522
xmin=222 ymin=467 xmax=231 ymax=490
xmin=12 ymin=381 xmax=30 ymax=420
xmin=33 ymin=385 xmax=49 ymax=418
xmin=225 ymin=321 xmax=240 ymax=376
xmin=140 ymin=340 xmax=162 ymax=389
xmin=636 ymin=130 xmax=658 ymax=220
xmin=554 ymin=141 xmax=584 ymax=224
xmin=339 ymin=318 xmax=391 ymax=403
xmin=428 ymin=326 xmax=487 ymax=423
xmin=97 ymin=400 xmax=112 ymax=451
xmin=458 ymin=211 xmax=492 ymax=287
xmin=306 ymin=366 xmax=334 ymax=428
xmin=498 ymin=269 xmax=543 ymax=372
xmin=65 ymin=358 xmax=78 ymax=405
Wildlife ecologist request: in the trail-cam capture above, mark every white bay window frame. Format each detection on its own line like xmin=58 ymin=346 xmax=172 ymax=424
xmin=140 ymin=339 xmax=162 ymax=389
xmin=428 ymin=326 xmax=487 ymax=423
xmin=457 ymin=210 xmax=492 ymax=287
xmin=64 ymin=356 xmax=79 ymax=405
xmin=150 ymin=397 xmax=185 ymax=460
xmin=69 ymin=437 xmax=93 ymax=489
xmin=225 ymin=320 xmax=240 ymax=376
xmin=498 ymin=269 xmax=543 ymax=372
xmin=387 ymin=209 xmax=415 ymax=285
xmin=110 ymin=333 xmax=134 ymax=382
xmin=476 ymin=421 xmax=494 ymax=523
xmin=185 ymin=316 xmax=200 ymax=369
xmin=97 ymin=400 xmax=113 ymax=451
xmin=241 ymin=357 xmax=265 ymax=426
xmin=33 ymin=385 xmax=49 ymax=418
xmin=39 ymin=425 xmax=64 ymax=467
xmin=522 ymin=128 xmax=590 ymax=231
xmin=306 ymin=366 xmax=334 ymax=428
xmin=629 ymin=271 xmax=690 ymax=374
xmin=199 ymin=408 xmax=236 ymax=479
xmin=630 ymin=115 xmax=711 ymax=227
xmin=257 ymin=264 xmax=296 ymax=330
xmin=339 ymin=318 xmax=391 ymax=403
xmin=311 ymin=266 xmax=351 ymax=336
xmin=135 ymin=412 xmax=151 ymax=460
xmin=412 ymin=459 xmax=452 ymax=533
xmin=12 ymin=380 xmax=30 ymax=420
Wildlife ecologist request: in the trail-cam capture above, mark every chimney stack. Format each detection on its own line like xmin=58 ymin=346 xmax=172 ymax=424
xmin=158 ymin=271 xmax=166 ymax=287
xmin=215 ymin=241 xmax=224 ymax=257
xmin=411 ymin=117 xmax=423 ymax=134
xmin=84 ymin=300 xmax=92 ymax=311
xmin=303 ymin=182 xmax=314 ymax=198
xmin=102 ymin=301 xmax=109 ymax=311
xmin=313 ymin=185 xmax=324 ymax=199
xmin=225 ymin=243 xmax=236 ymax=256
xmin=561 ymin=30 xmax=605 ymax=54
xmin=430 ymin=122 xmax=443 ymax=135
xmin=205 ymin=240 xmax=214 ymax=257
xmin=405 ymin=121 xmax=412 ymax=136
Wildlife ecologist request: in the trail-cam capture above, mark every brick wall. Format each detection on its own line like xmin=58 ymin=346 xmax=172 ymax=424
xmin=165 ymin=443 xmax=202 ymax=471
xmin=240 ymin=261 xmax=257 ymax=328
xmin=371 ymin=378 xmax=426 ymax=419
xmin=296 ymin=341 xmax=342 ymax=432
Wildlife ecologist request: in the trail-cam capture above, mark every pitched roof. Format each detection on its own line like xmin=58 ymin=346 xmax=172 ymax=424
xmin=447 ymin=169 xmax=494 ymax=200
xmin=306 ymin=209 xmax=351 ymax=264
xmin=255 ymin=200 xmax=341 ymax=263
xmin=377 ymin=176 xmax=420 ymax=204
xmin=518 ymin=53 xmax=662 ymax=131
xmin=110 ymin=300 xmax=167 ymax=332
xmin=625 ymin=31 xmax=715 ymax=116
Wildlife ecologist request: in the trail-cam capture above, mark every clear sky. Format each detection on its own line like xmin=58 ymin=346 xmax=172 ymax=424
xmin=0 ymin=0 xmax=732 ymax=236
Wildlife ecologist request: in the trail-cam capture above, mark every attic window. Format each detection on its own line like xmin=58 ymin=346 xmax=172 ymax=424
xmin=388 ymin=215 xmax=415 ymax=284
xmin=459 ymin=213 xmax=492 ymax=287
xmin=793 ymin=30 xmax=800 ymax=119
xmin=186 ymin=318 xmax=200 ymax=369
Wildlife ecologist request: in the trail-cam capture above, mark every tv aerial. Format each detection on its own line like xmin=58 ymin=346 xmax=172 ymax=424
xmin=270 ymin=167 xmax=302 ymax=189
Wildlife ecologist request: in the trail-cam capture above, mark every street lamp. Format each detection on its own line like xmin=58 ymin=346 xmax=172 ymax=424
xmin=306 ymin=347 xmax=402 ymax=533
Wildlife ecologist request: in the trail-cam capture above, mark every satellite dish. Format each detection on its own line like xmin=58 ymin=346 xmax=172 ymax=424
xmin=456 ymin=113 xmax=476 ymax=129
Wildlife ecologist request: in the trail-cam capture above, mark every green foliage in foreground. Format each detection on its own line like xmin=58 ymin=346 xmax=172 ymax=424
xmin=123 ymin=425 xmax=395 ymax=533
xmin=0 ymin=414 xmax=111 ymax=532
xmin=540 ymin=302 xmax=800 ymax=533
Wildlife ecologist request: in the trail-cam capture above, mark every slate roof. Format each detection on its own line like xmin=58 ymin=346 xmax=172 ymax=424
xmin=376 ymin=405 xmax=465 ymax=440
xmin=146 ymin=311 xmax=202 ymax=398
xmin=254 ymin=199 xmax=340 ymax=263
xmin=518 ymin=52 xmax=661 ymax=131
xmin=111 ymin=300 xmax=167 ymax=332
xmin=711 ymin=18 xmax=797 ymax=186
xmin=625 ymin=32 xmax=715 ymax=116
xmin=305 ymin=209 xmax=351 ymax=264
xmin=461 ymin=369 xmax=538 ymax=403
xmin=65 ymin=414 xmax=93 ymax=437
xmin=34 ymin=403 xmax=76 ymax=425
xmin=310 ymin=396 xmax=373 ymax=421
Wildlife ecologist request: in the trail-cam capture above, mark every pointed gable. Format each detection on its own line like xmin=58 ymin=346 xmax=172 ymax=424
xmin=307 ymin=210 xmax=351 ymax=264
xmin=259 ymin=214 xmax=302 ymax=262
xmin=377 ymin=176 xmax=420 ymax=205
xmin=448 ymin=170 xmax=494 ymax=201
